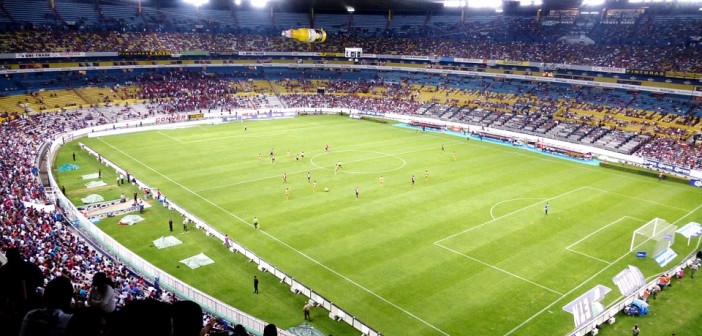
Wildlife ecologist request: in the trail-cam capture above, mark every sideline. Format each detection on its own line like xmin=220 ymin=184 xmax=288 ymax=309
xmin=95 ymin=137 xmax=452 ymax=336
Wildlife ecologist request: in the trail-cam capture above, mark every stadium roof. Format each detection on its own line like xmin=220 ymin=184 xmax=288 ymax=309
xmin=161 ymin=0 xmax=585 ymax=14
xmin=138 ymin=0 xmax=702 ymax=14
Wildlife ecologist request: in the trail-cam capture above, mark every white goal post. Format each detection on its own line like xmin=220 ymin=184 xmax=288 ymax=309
xmin=630 ymin=218 xmax=677 ymax=256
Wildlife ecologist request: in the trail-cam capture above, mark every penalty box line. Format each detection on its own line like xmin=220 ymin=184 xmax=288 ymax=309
xmin=564 ymin=216 xmax=647 ymax=265
xmin=434 ymin=243 xmax=564 ymax=296
xmin=434 ymin=186 xmax=589 ymax=245
xmin=430 ymin=188 xmax=593 ymax=298
xmin=96 ymin=138 xmax=452 ymax=336
xmin=503 ymin=203 xmax=702 ymax=336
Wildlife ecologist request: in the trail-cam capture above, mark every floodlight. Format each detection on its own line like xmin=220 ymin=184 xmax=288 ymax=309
xmin=251 ymin=0 xmax=268 ymax=8
xmin=346 ymin=6 xmax=355 ymax=13
xmin=234 ymin=0 xmax=241 ymax=5
xmin=466 ymin=0 xmax=502 ymax=8
xmin=443 ymin=0 xmax=466 ymax=8
xmin=582 ymin=0 xmax=605 ymax=6
xmin=629 ymin=0 xmax=674 ymax=3
xmin=184 ymin=0 xmax=208 ymax=7
xmin=519 ymin=0 xmax=543 ymax=6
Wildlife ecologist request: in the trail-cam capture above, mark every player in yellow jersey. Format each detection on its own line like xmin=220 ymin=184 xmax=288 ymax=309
xmin=379 ymin=175 xmax=384 ymax=187
xmin=424 ymin=169 xmax=429 ymax=182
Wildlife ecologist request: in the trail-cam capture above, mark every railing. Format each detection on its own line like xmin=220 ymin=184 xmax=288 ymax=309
xmin=565 ymin=254 xmax=699 ymax=336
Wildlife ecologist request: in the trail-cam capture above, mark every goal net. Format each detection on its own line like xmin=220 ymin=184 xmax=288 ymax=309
xmin=630 ymin=218 xmax=677 ymax=257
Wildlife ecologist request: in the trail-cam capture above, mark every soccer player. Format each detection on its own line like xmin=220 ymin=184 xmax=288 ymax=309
xmin=285 ymin=187 xmax=290 ymax=200
xmin=257 ymin=153 xmax=262 ymax=161
xmin=334 ymin=163 xmax=340 ymax=175
xmin=283 ymin=173 xmax=288 ymax=183
xmin=287 ymin=149 xmax=291 ymax=158
xmin=379 ymin=175 xmax=384 ymax=187
xmin=355 ymin=186 xmax=359 ymax=199
xmin=253 ymin=216 xmax=259 ymax=229
xmin=325 ymin=144 xmax=329 ymax=152
xmin=307 ymin=172 xmax=311 ymax=183
xmin=411 ymin=175 xmax=415 ymax=187
xmin=424 ymin=169 xmax=429 ymax=182
xmin=301 ymin=151 xmax=305 ymax=159
xmin=544 ymin=202 xmax=550 ymax=215
xmin=452 ymin=151 xmax=457 ymax=161
xmin=313 ymin=180 xmax=317 ymax=192
xmin=441 ymin=144 xmax=445 ymax=151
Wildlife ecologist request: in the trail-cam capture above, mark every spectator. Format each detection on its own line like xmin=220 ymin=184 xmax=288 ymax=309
xmin=0 ymin=247 xmax=45 ymax=335
xmin=88 ymin=271 xmax=116 ymax=313
xmin=18 ymin=276 xmax=74 ymax=336
xmin=263 ymin=323 xmax=278 ymax=336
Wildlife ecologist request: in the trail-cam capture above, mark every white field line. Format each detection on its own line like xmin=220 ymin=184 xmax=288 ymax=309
xmin=95 ymin=137 xmax=451 ymax=336
xmin=564 ymin=249 xmax=613 ymax=265
xmin=431 ymin=188 xmax=591 ymax=298
xmin=157 ymin=131 xmax=185 ymax=143
xmin=434 ymin=187 xmax=589 ymax=245
xmin=503 ymin=204 xmax=702 ymax=336
xmin=565 ymin=216 xmax=647 ymax=265
xmin=586 ymin=186 xmax=691 ymax=212
xmin=435 ymin=244 xmax=564 ymax=296
xmin=489 ymin=198 xmax=545 ymax=220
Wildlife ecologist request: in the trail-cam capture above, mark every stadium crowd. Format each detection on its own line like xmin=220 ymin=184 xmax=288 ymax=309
xmin=1 ymin=12 xmax=701 ymax=72
xmin=1 ymin=67 xmax=700 ymax=168
xmin=0 ymin=109 xmax=264 ymax=336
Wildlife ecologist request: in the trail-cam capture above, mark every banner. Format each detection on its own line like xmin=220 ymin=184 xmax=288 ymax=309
xmin=626 ymin=69 xmax=666 ymax=77
xmin=180 ymin=51 xmax=210 ymax=56
xmin=643 ymin=159 xmax=691 ymax=176
xmin=562 ymin=285 xmax=611 ymax=328
xmin=665 ymin=71 xmax=702 ymax=80
xmin=592 ymin=66 xmax=626 ymax=74
xmin=612 ymin=265 xmax=646 ymax=296
xmin=238 ymin=51 xmax=266 ymax=56
xmin=453 ymin=57 xmax=485 ymax=64
xmin=15 ymin=52 xmax=86 ymax=58
xmin=498 ymin=60 xmax=529 ymax=66
xmin=654 ymin=248 xmax=677 ymax=267
xmin=690 ymin=179 xmax=702 ymax=188
xmin=401 ymin=55 xmax=433 ymax=61
xmin=118 ymin=51 xmax=171 ymax=56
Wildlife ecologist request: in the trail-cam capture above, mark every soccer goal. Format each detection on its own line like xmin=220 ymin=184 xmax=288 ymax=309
xmin=630 ymin=218 xmax=677 ymax=257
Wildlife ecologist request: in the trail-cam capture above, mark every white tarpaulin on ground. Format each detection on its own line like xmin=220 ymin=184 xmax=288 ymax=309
xmin=153 ymin=236 xmax=183 ymax=249
xmin=119 ymin=214 xmax=144 ymax=225
xmin=86 ymin=181 xmax=108 ymax=188
xmin=81 ymin=194 xmax=104 ymax=204
xmin=180 ymin=253 xmax=215 ymax=269
xmin=81 ymin=173 xmax=100 ymax=180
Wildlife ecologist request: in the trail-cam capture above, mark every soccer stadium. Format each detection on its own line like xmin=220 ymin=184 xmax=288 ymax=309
xmin=1 ymin=0 xmax=702 ymax=335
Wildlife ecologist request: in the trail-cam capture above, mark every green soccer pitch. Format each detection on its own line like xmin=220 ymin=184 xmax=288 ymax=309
xmin=55 ymin=115 xmax=702 ymax=336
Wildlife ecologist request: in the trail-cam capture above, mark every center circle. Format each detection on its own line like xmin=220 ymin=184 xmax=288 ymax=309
xmin=310 ymin=150 xmax=407 ymax=174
